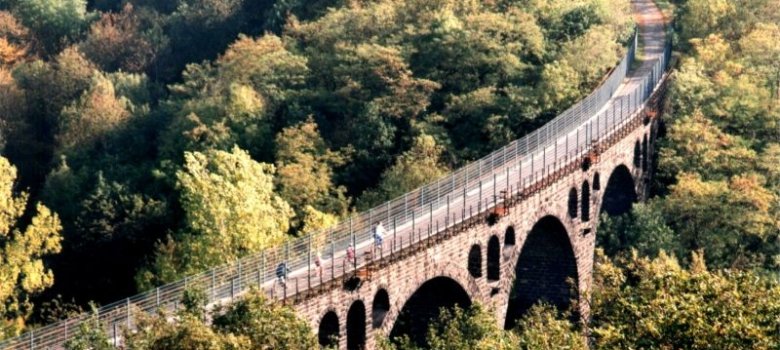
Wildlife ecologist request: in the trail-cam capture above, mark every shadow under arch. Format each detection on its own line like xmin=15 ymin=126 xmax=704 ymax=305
xmin=372 ymin=289 xmax=390 ymax=329
xmin=318 ymin=310 xmax=339 ymax=348
xmin=389 ymin=276 xmax=472 ymax=346
xmin=601 ymin=164 xmax=637 ymax=216
xmin=505 ymin=215 xmax=578 ymax=330
xmin=347 ymin=300 xmax=366 ymax=350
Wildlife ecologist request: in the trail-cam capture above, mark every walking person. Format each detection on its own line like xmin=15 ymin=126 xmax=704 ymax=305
xmin=346 ymin=243 xmax=355 ymax=269
xmin=275 ymin=262 xmax=289 ymax=286
xmin=373 ymin=221 xmax=385 ymax=254
xmin=314 ymin=251 xmax=322 ymax=277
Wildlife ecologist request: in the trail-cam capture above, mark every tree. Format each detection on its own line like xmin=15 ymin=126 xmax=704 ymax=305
xmin=55 ymin=73 xmax=131 ymax=158
xmin=9 ymin=0 xmax=92 ymax=54
xmin=739 ymin=23 xmax=780 ymax=101
xmin=211 ymin=290 xmax=317 ymax=349
xmin=0 ymin=11 xmax=30 ymax=67
xmin=274 ymin=118 xmax=349 ymax=223
xmin=591 ymin=250 xmax=780 ymax=349
xmin=141 ymin=147 xmax=294 ymax=285
xmin=597 ymin=202 xmax=678 ymax=259
xmin=359 ymin=134 xmax=449 ymax=209
xmin=162 ymin=34 xmax=308 ymax=162
xmin=382 ymin=304 xmax=520 ymax=350
xmin=658 ymin=173 xmax=779 ymax=270
xmin=0 ymin=156 xmax=62 ymax=339
xmin=119 ymin=289 xmax=315 ymax=350
xmin=677 ymin=0 xmax=734 ymax=44
xmin=657 ymin=111 xmax=757 ymax=182
xmin=515 ymin=304 xmax=587 ymax=350
xmin=79 ymin=4 xmax=166 ymax=73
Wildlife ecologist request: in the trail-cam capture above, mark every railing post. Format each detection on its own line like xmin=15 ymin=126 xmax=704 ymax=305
xmin=261 ymin=252 xmax=265 ymax=289
xmin=126 ymin=298 xmax=131 ymax=330
xmin=349 ymin=217 xmax=354 ymax=270
xmin=446 ymin=195 xmax=450 ymax=228
xmin=393 ymin=217 xmax=397 ymax=254
xmin=330 ymin=242 xmax=335 ymax=280
xmin=351 ymin=220 xmax=357 ymax=269
xmin=493 ymin=173 xmax=497 ymax=209
xmin=307 ymin=236 xmax=312 ymax=290
xmin=412 ymin=211 xmax=416 ymax=244
xmin=237 ymin=260 xmax=242 ymax=292
xmin=404 ymin=193 xmax=408 ymax=221
xmin=478 ymin=181 xmax=483 ymax=213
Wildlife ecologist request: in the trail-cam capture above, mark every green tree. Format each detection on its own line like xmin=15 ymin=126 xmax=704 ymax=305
xmin=657 ymin=111 xmax=757 ymax=182
xmin=591 ymin=250 xmax=780 ymax=349
xmin=0 ymin=156 xmax=62 ymax=339
xmin=9 ymin=0 xmax=92 ymax=54
xmin=382 ymin=304 xmax=520 ymax=350
xmin=79 ymin=4 xmax=167 ymax=73
xmin=597 ymin=202 xmax=678 ymax=259
xmin=211 ymin=290 xmax=317 ymax=349
xmin=274 ymin=118 xmax=350 ymax=223
xmin=55 ymin=73 xmax=131 ymax=158
xmin=658 ymin=172 xmax=779 ymax=270
xmin=359 ymin=134 xmax=449 ymax=209
xmin=163 ymin=34 xmax=308 ymax=162
xmin=141 ymin=147 xmax=294 ymax=286
xmin=515 ymin=304 xmax=587 ymax=350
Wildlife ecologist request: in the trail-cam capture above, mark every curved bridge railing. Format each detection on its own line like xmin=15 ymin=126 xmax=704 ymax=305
xmin=1 ymin=24 xmax=673 ymax=350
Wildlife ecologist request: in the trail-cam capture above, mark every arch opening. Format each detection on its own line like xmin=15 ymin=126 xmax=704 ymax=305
xmin=389 ymin=276 xmax=471 ymax=347
xmin=318 ymin=311 xmax=339 ymax=348
xmin=505 ymin=216 xmax=578 ymax=330
xmin=468 ymin=245 xmax=482 ymax=278
xmin=505 ymin=226 xmax=516 ymax=246
xmin=372 ymin=289 xmax=390 ymax=329
xmin=487 ymin=235 xmax=500 ymax=281
xmin=568 ymin=188 xmax=578 ymax=219
xmin=347 ymin=300 xmax=366 ymax=350
xmin=593 ymin=172 xmax=601 ymax=191
xmin=581 ymin=181 xmax=591 ymax=222
xmin=601 ymin=164 xmax=637 ymax=216
xmin=633 ymin=140 xmax=641 ymax=168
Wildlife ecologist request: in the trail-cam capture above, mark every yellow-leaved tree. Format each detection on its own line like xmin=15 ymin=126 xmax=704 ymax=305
xmin=139 ymin=147 xmax=293 ymax=287
xmin=0 ymin=156 xmax=62 ymax=339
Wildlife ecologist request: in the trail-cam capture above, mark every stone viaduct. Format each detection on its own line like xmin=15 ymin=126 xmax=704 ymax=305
xmin=0 ymin=1 xmax=672 ymax=349
xmin=293 ymin=80 xmax=668 ymax=349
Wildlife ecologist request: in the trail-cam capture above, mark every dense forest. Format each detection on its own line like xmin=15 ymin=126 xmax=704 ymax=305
xmin=0 ymin=0 xmax=779 ymax=348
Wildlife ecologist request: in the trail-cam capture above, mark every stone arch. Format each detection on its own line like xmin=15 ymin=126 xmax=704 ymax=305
xmin=318 ymin=310 xmax=339 ymax=348
xmin=505 ymin=226 xmax=516 ymax=246
xmin=505 ymin=215 xmax=578 ymax=329
xmin=593 ymin=172 xmax=601 ymax=191
xmin=468 ymin=244 xmax=482 ymax=278
xmin=581 ymin=181 xmax=591 ymax=222
xmin=372 ymin=289 xmax=390 ymax=329
xmin=633 ymin=140 xmax=641 ymax=168
xmin=388 ymin=276 xmax=472 ymax=346
xmin=347 ymin=300 xmax=366 ymax=350
xmin=601 ymin=164 xmax=637 ymax=216
xmin=567 ymin=187 xmax=578 ymax=219
xmin=487 ymin=235 xmax=500 ymax=281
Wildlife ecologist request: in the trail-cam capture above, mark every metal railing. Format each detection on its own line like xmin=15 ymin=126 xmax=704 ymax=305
xmin=0 ymin=24 xmax=674 ymax=350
